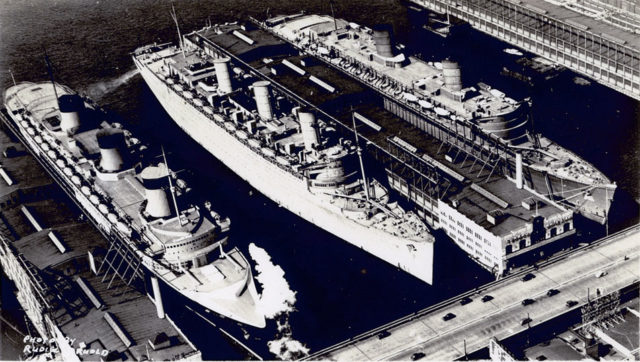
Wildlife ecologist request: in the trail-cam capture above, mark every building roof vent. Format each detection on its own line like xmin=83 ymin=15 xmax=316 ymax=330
xmin=487 ymin=210 xmax=504 ymax=225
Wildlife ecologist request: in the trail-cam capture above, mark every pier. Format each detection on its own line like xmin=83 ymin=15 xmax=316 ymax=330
xmin=307 ymin=224 xmax=639 ymax=360
xmin=408 ymin=0 xmax=640 ymax=100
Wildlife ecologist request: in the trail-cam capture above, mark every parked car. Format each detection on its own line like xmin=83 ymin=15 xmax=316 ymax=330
xmin=377 ymin=330 xmax=391 ymax=339
xmin=522 ymin=273 xmax=536 ymax=281
xmin=411 ymin=352 xmax=426 ymax=360
xmin=481 ymin=295 xmax=494 ymax=302
xmin=522 ymin=298 xmax=535 ymax=306
xmin=566 ymin=300 xmax=579 ymax=308
xmin=443 ymin=313 xmax=456 ymax=321
xmin=521 ymin=317 xmax=532 ymax=325
xmin=546 ymin=289 xmax=560 ymax=297
xmin=460 ymin=296 xmax=472 ymax=305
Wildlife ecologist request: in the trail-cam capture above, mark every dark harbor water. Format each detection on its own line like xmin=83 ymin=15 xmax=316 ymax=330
xmin=1 ymin=0 xmax=638 ymax=360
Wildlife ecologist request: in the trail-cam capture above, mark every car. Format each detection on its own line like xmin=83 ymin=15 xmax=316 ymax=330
xmin=481 ymin=295 xmax=494 ymax=302
xmin=521 ymin=317 xmax=532 ymax=325
xmin=522 ymin=298 xmax=535 ymax=306
xmin=594 ymin=270 xmax=607 ymax=278
xmin=521 ymin=273 xmax=536 ymax=281
xmin=460 ymin=296 xmax=472 ymax=305
xmin=443 ymin=313 xmax=456 ymax=321
xmin=411 ymin=352 xmax=426 ymax=360
xmin=377 ymin=330 xmax=391 ymax=339
xmin=566 ymin=300 xmax=578 ymax=308
xmin=546 ymin=289 xmax=560 ymax=297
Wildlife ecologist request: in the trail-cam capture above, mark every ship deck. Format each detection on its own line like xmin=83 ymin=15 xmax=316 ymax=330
xmin=0 ymin=117 xmax=199 ymax=360
xmin=189 ymin=25 xmax=572 ymax=240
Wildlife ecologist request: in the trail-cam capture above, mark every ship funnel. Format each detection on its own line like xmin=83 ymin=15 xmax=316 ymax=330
xmin=253 ymin=81 xmax=273 ymax=120
xmin=58 ymin=94 xmax=84 ymax=135
xmin=515 ymin=152 xmax=523 ymax=189
xmin=442 ymin=60 xmax=463 ymax=91
xmin=96 ymin=129 xmax=126 ymax=172
xmin=214 ymin=57 xmax=233 ymax=94
xmin=298 ymin=110 xmax=319 ymax=151
xmin=140 ymin=165 xmax=172 ymax=218
xmin=372 ymin=24 xmax=395 ymax=58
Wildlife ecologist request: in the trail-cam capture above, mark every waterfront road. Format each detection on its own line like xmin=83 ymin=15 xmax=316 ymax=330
xmin=316 ymin=226 xmax=640 ymax=360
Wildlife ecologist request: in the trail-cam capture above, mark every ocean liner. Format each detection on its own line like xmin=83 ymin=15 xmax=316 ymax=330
xmin=261 ymin=14 xmax=616 ymax=225
xmin=3 ymin=81 xmax=266 ymax=328
xmin=133 ymin=41 xmax=435 ymax=284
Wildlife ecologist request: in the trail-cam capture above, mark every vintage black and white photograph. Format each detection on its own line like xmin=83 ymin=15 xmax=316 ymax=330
xmin=0 ymin=0 xmax=638 ymax=360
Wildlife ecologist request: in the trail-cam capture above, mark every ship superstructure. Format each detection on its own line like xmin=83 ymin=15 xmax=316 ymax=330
xmin=3 ymin=81 xmax=265 ymax=328
xmin=263 ymin=14 xmax=616 ymax=226
xmin=133 ymin=41 xmax=435 ymax=284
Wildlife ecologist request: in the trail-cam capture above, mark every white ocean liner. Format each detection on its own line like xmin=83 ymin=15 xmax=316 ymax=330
xmin=133 ymin=42 xmax=435 ymax=284
xmin=3 ymin=81 xmax=266 ymax=328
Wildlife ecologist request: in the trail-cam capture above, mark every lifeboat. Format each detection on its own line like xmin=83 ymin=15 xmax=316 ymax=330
xmin=80 ymin=186 xmax=91 ymax=196
xmin=235 ymin=130 xmax=248 ymax=140
xmin=55 ymin=159 xmax=66 ymax=168
xmin=203 ymin=106 xmax=214 ymax=114
xmin=89 ymin=194 xmax=100 ymax=205
xmin=71 ymin=175 xmax=82 ymax=186
xmin=435 ymin=107 xmax=451 ymax=117
xmin=403 ymin=93 xmax=418 ymax=102
xmin=98 ymin=203 xmax=109 ymax=215
xmin=63 ymin=167 xmax=74 ymax=177
xmin=418 ymin=99 xmax=433 ymax=109
xmin=116 ymin=221 xmax=132 ymax=236
xmin=261 ymin=147 xmax=276 ymax=158
xmin=107 ymin=213 xmax=118 ymax=224
xmin=224 ymin=122 xmax=236 ymax=131
xmin=248 ymin=139 xmax=261 ymax=149
xmin=276 ymin=156 xmax=290 ymax=166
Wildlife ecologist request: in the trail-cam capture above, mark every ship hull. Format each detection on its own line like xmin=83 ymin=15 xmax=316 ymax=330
xmin=135 ymin=58 xmax=434 ymax=284
xmin=1 ymin=104 xmax=263 ymax=328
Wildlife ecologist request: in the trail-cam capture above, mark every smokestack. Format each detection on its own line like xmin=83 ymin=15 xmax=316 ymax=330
xmin=96 ymin=129 xmax=126 ymax=172
xmin=214 ymin=57 xmax=233 ymax=94
xmin=298 ymin=110 xmax=319 ymax=151
xmin=58 ymin=94 xmax=83 ymax=135
xmin=516 ymin=152 xmax=523 ymax=189
xmin=140 ymin=165 xmax=172 ymax=218
xmin=372 ymin=24 xmax=395 ymax=58
xmin=253 ymin=81 xmax=273 ymax=120
xmin=442 ymin=60 xmax=463 ymax=91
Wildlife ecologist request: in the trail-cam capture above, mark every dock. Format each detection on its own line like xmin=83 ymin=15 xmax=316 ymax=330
xmin=0 ymin=117 xmax=201 ymax=361
xmin=408 ymin=0 xmax=640 ymax=100
xmin=308 ymin=225 xmax=639 ymax=360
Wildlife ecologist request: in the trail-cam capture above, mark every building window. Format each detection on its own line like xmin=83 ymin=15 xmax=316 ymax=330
xmin=550 ymin=227 xmax=557 ymax=237
xmin=564 ymin=222 xmax=570 ymax=232
xmin=519 ymin=239 xmax=526 ymax=250
xmin=506 ymin=245 xmax=512 ymax=254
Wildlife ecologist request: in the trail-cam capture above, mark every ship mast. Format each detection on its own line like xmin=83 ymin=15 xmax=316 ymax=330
xmin=352 ymin=111 xmax=370 ymax=201
xmin=43 ymin=49 xmax=60 ymax=109
xmin=329 ymin=0 xmax=338 ymax=31
xmin=170 ymin=3 xmax=185 ymax=58
xmin=161 ymin=146 xmax=185 ymax=226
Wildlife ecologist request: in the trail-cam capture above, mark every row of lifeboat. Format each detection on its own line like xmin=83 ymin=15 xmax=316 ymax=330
xmin=166 ymin=76 xmax=299 ymax=171
xmin=16 ymin=112 xmax=133 ymax=237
